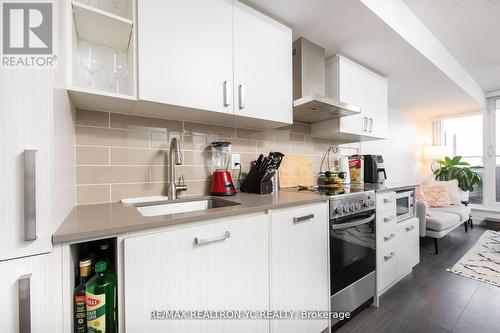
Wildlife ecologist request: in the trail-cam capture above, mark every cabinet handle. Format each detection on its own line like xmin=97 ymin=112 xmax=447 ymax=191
xmin=384 ymin=234 xmax=396 ymax=241
xmin=18 ymin=274 xmax=32 ymax=333
xmin=363 ymin=117 xmax=368 ymax=131
xmin=195 ymin=231 xmax=230 ymax=245
xmin=383 ymin=198 xmax=392 ymax=203
xmin=384 ymin=252 xmax=396 ymax=261
xmin=223 ymin=80 xmax=231 ymax=107
xmin=368 ymin=118 xmax=373 ymax=132
xmin=383 ymin=216 xmax=395 ymax=223
xmin=406 ymin=225 xmax=416 ymax=232
xmin=238 ymin=84 xmax=246 ymax=109
xmin=293 ymin=214 xmax=315 ymax=223
xmin=24 ymin=150 xmax=37 ymax=241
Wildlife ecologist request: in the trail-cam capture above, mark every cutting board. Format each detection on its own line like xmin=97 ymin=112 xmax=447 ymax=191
xmin=279 ymin=155 xmax=314 ymax=188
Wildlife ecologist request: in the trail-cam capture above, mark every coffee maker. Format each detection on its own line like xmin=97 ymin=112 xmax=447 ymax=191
xmin=210 ymin=142 xmax=236 ymax=196
xmin=363 ymin=155 xmax=387 ymax=183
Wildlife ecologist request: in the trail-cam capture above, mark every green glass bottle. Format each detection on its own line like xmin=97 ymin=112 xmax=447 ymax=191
xmin=86 ymin=261 xmax=117 ymax=333
xmin=74 ymin=259 xmax=92 ymax=333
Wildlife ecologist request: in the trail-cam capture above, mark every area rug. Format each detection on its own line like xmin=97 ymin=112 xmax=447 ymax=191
xmin=447 ymin=230 xmax=500 ymax=287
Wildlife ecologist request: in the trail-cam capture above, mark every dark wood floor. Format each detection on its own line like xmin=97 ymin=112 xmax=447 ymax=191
xmin=336 ymin=224 xmax=500 ymax=333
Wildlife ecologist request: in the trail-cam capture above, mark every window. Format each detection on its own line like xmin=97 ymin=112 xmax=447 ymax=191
xmin=441 ymin=114 xmax=483 ymax=204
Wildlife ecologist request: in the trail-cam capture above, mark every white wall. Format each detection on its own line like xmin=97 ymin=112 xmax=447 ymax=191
xmin=360 ymin=107 xmax=419 ymax=183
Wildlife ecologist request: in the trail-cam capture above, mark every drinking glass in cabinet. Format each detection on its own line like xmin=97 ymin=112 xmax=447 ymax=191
xmin=79 ymin=41 xmax=104 ymax=89
xmin=110 ymin=51 xmax=128 ymax=93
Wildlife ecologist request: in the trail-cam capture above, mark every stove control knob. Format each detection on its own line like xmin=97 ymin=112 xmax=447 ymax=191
xmin=363 ymin=201 xmax=369 ymax=207
xmin=343 ymin=205 xmax=350 ymax=213
xmin=349 ymin=204 xmax=356 ymax=212
xmin=335 ymin=206 xmax=343 ymax=214
xmin=355 ymin=203 xmax=362 ymax=210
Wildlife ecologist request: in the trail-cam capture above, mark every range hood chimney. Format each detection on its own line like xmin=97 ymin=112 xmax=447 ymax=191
xmin=292 ymin=37 xmax=360 ymax=123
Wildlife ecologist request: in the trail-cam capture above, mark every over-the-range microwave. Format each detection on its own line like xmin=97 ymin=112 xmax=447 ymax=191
xmin=395 ymin=189 xmax=415 ymax=222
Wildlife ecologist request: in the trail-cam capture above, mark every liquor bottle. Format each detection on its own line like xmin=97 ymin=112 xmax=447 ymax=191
xmin=74 ymin=259 xmax=92 ymax=333
xmin=86 ymin=261 xmax=117 ymax=333
xmin=97 ymin=243 xmax=113 ymax=273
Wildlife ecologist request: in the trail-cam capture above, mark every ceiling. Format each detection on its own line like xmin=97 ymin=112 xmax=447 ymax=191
xmin=403 ymin=0 xmax=500 ymax=93
xmin=243 ymin=0 xmax=486 ymax=117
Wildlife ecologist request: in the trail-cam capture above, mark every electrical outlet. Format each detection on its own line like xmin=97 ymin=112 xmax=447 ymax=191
xmin=231 ymin=154 xmax=240 ymax=168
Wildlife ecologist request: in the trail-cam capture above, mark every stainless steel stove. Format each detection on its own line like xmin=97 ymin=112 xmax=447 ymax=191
xmin=327 ymin=190 xmax=376 ymax=331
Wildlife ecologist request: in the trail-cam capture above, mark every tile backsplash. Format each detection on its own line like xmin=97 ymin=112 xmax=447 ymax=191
xmin=75 ymin=109 xmax=354 ymax=204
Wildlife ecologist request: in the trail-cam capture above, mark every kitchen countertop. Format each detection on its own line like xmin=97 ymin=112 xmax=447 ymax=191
xmin=53 ymin=191 xmax=329 ymax=243
xmin=363 ymin=182 xmax=418 ymax=193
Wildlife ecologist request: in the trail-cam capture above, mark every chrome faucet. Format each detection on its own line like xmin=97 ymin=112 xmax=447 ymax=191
xmin=167 ymin=137 xmax=187 ymax=199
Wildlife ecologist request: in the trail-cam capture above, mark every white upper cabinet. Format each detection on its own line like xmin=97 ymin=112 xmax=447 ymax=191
xmin=0 ymin=70 xmax=53 ymax=261
xmin=137 ymin=0 xmax=234 ymax=114
xmin=136 ymin=0 xmax=292 ymax=128
xmin=312 ymin=55 xmax=388 ymax=143
xmin=233 ymin=2 xmax=292 ymax=123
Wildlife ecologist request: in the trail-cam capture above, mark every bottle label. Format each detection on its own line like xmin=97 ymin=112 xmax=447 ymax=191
xmin=74 ymin=295 xmax=87 ymax=333
xmin=87 ymin=292 xmax=106 ymax=333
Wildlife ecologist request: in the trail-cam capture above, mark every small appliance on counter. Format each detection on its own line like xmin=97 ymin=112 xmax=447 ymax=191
xmin=362 ymin=154 xmax=387 ymax=183
xmin=210 ymin=142 xmax=236 ymax=196
xmin=241 ymin=152 xmax=284 ymax=194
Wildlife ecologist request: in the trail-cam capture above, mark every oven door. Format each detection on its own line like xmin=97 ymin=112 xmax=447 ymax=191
xmin=330 ymin=211 xmax=376 ymax=296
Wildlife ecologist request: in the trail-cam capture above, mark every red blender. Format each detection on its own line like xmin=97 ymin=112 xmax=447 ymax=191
xmin=210 ymin=141 xmax=236 ymax=196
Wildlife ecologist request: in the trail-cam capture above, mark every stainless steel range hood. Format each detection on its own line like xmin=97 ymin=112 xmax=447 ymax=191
xmin=293 ymin=37 xmax=360 ymax=123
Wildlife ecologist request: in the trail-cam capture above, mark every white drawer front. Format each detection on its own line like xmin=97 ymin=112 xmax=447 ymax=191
xmin=376 ymin=192 xmax=396 ymax=213
xmin=376 ymin=210 xmax=396 ymax=231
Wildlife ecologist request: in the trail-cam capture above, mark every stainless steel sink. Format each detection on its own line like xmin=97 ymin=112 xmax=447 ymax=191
xmin=136 ymin=197 xmax=241 ymax=217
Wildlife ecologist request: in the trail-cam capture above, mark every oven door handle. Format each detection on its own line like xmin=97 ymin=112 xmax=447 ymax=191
xmin=331 ymin=213 xmax=376 ymax=230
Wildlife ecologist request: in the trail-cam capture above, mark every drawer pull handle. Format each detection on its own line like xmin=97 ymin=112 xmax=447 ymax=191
xmin=406 ymin=225 xmax=416 ymax=232
xmin=384 ymin=252 xmax=396 ymax=261
xmin=24 ymin=150 xmax=37 ymax=241
xmin=383 ymin=216 xmax=395 ymax=223
xmin=195 ymin=231 xmax=230 ymax=245
xmin=293 ymin=214 xmax=315 ymax=223
xmin=383 ymin=198 xmax=392 ymax=203
xmin=18 ymin=274 xmax=32 ymax=333
xmin=384 ymin=234 xmax=396 ymax=241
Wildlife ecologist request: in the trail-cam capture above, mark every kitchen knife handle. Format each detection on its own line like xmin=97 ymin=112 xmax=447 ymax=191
xmin=24 ymin=150 xmax=37 ymax=241
xmin=18 ymin=274 xmax=32 ymax=333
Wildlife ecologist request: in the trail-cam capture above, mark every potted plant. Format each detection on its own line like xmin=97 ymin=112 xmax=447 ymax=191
xmin=433 ymin=156 xmax=483 ymax=201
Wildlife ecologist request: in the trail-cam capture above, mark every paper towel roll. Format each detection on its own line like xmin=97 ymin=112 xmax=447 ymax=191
xmin=339 ymin=156 xmax=350 ymax=184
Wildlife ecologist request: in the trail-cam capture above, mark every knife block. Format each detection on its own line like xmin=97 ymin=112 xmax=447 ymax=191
xmin=241 ymin=164 xmax=273 ymax=194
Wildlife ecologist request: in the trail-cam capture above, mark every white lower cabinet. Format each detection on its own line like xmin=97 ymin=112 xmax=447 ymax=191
xmin=0 ymin=250 xmax=63 ymax=333
xmin=376 ymin=216 xmax=419 ymax=296
xmin=123 ymin=214 xmax=270 ymax=333
xmin=269 ymin=202 xmax=330 ymax=333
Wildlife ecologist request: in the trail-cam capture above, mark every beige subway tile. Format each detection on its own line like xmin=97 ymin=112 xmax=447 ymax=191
xmin=76 ymin=146 xmax=109 ymax=165
xmin=290 ymin=122 xmax=311 ymax=134
xmin=240 ymin=152 xmax=258 ymax=166
xmin=150 ymin=132 xmax=169 ymax=149
xmin=182 ymin=150 xmax=211 ymax=165
xmin=236 ymin=128 xmax=274 ymax=141
xmin=257 ymin=141 xmax=291 ymax=154
xmin=76 ymin=185 xmax=110 ymax=204
xmin=181 ymin=166 xmax=211 ymax=181
xmin=289 ymin=133 xmax=305 ymax=142
xmin=110 ymin=147 xmax=167 ymax=165
xmin=110 ymin=113 xmax=183 ymax=133
xmin=273 ymin=130 xmax=290 ymax=142
xmin=184 ymin=122 xmax=235 ymax=138
xmin=180 ymin=135 xmax=213 ymax=151
xmin=75 ymin=109 xmax=109 ymax=127
xmin=76 ymin=126 xmax=150 ymax=148
xmin=290 ymin=142 xmax=317 ymax=155
xmin=111 ymin=182 xmax=166 ymax=202
xmin=77 ymin=166 xmax=150 ymax=184
xmin=182 ymin=180 xmax=210 ymax=196
xmin=231 ymin=139 xmax=257 ymax=153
